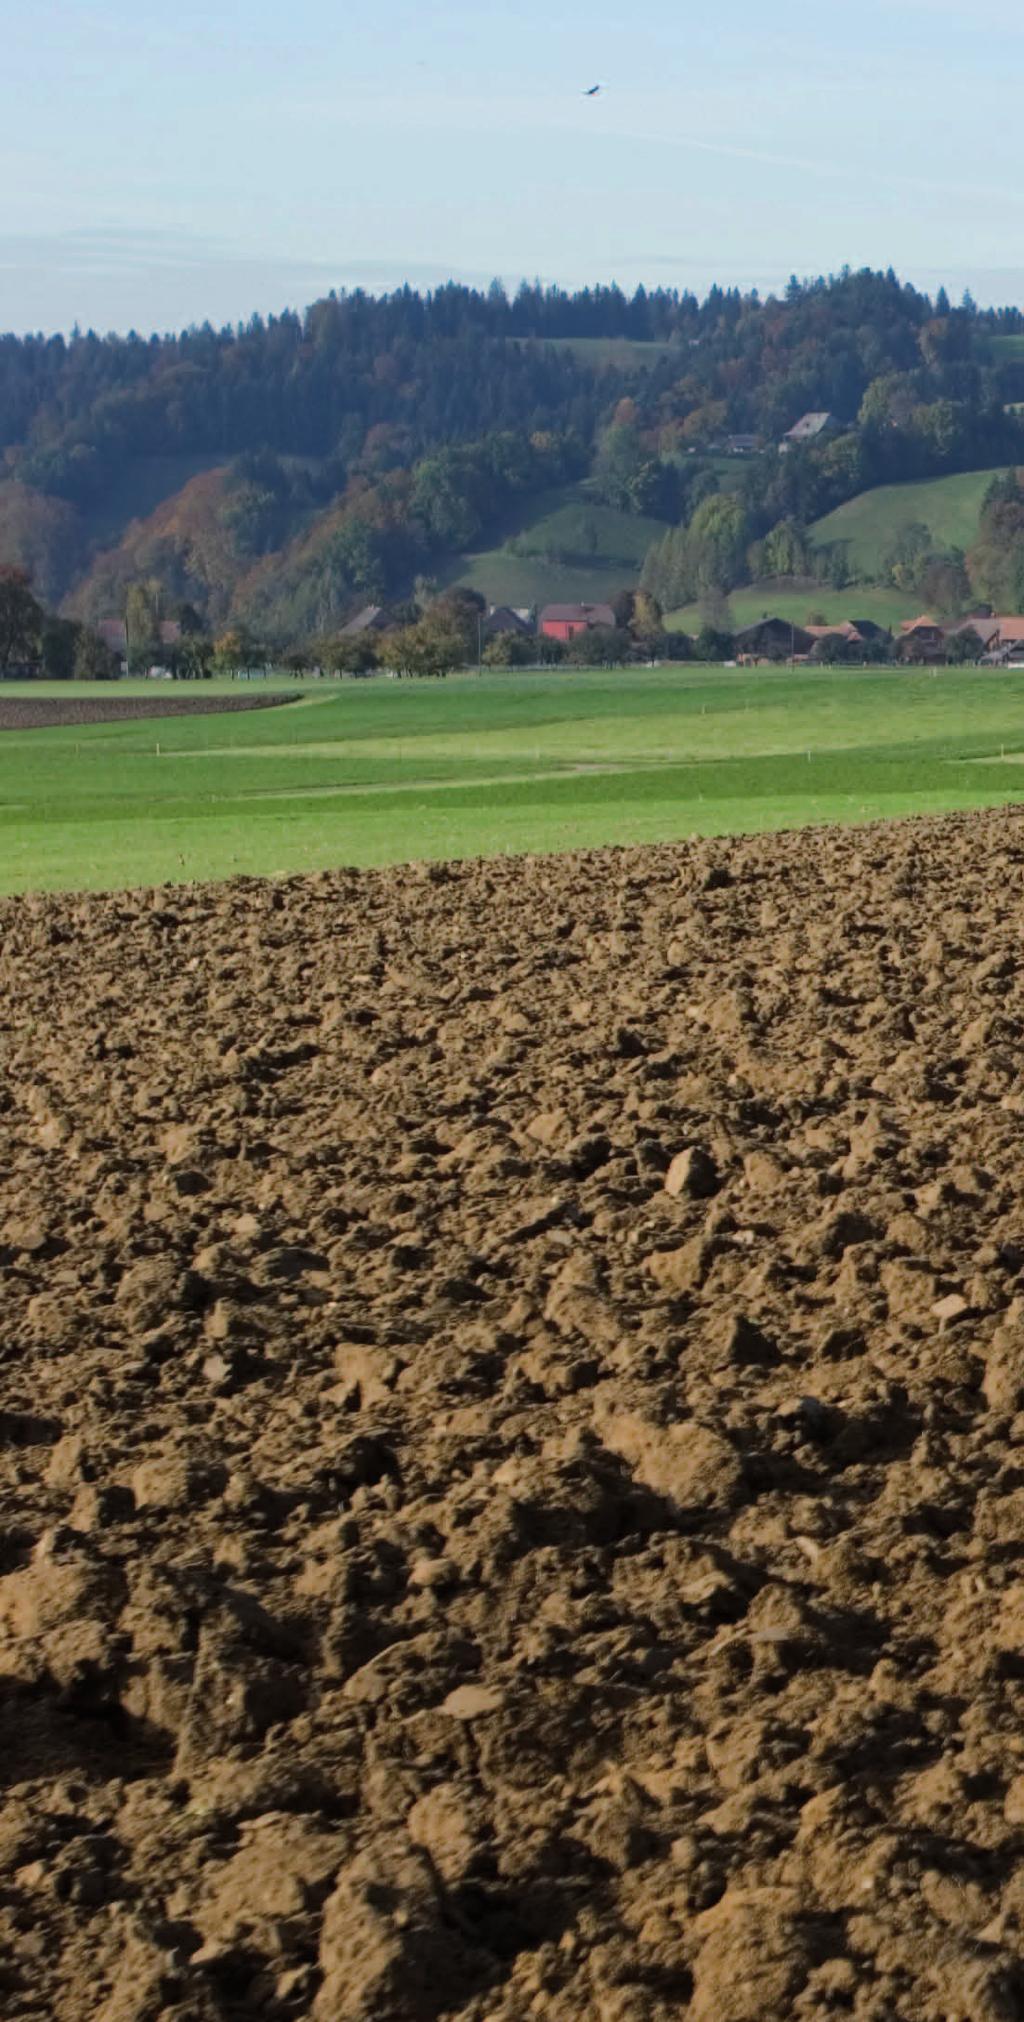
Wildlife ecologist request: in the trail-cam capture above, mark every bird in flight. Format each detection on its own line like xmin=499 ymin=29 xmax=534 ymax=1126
xmin=583 ymin=83 xmax=605 ymax=96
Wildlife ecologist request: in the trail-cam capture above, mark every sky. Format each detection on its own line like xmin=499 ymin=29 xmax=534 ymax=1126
xmin=4 ymin=0 xmax=1024 ymax=334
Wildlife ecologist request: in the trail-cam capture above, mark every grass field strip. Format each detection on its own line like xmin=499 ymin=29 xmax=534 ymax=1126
xmin=5 ymin=666 xmax=1024 ymax=893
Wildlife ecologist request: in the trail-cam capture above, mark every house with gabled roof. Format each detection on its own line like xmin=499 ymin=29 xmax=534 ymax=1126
xmin=733 ymin=617 xmax=814 ymax=661
xmin=340 ymin=604 xmax=394 ymax=637
xmin=483 ymin=605 xmax=535 ymax=639
xmin=780 ymin=412 xmax=845 ymax=453
xmin=539 ymin=602 xmax=616 ymax=642
xmin=947 ymin=616 xmax=1001 ymax=652
xmin=898 ymin=615 xmax=949 ymax=662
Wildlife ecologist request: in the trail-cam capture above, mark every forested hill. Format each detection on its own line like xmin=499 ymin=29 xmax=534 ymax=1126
xmin=4 ymin=268 xmax=1024 ymax=643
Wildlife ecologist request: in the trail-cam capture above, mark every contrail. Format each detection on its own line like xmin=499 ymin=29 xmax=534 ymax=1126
xmin=611 ymin=122 xmax=1024 ymax=212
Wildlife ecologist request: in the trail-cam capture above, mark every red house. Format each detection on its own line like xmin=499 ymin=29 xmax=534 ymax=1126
xmin=539 ymin=601 xmax=616 ymax=643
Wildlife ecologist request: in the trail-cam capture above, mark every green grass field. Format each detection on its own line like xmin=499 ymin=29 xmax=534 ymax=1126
xmin=811 ymin=468 xmax=1004 ymax=580
xmin=665 ymin=581 xmax=922 ymax=633
xmin=7 ymin=666 xmax=1024 ymax=895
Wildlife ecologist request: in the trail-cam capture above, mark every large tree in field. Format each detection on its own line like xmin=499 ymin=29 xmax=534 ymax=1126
xmin=73 ymin=628 xmax=120 ymax=681
xmin=124 ymin=581 xmax=162 ymax=670
xmin=41 ymin=615 xmax=79 ymax=680
xmin=0 ymin=567 xmax=43 ymax=672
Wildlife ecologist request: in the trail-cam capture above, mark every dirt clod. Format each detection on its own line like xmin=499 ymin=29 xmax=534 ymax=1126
xmin=7 ymin=807 xmax=1024 ymax=2019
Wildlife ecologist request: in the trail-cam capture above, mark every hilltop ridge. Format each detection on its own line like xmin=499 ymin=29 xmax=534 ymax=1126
xmin=3 ymin=269 xmax=1024 ymax=644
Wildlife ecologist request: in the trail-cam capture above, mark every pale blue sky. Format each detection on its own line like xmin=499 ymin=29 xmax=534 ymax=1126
xmin=3 ymin=0 xmax=1024 ymax=332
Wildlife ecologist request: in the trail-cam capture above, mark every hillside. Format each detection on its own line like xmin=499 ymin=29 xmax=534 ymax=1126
xmin=810 ymin=467 xmax=1006 ymax=579
xmin=67 ymin=467 xmax=240 ymax=628
xmin=0 ymin=483 xmax=82 ymax=605
xmin=3 ymin=270 xmax=1024 ymax=642
xmin=451 ymin=483 xmax=670 ymax=608
xmin=64 ymin=471 xmax=671 ymax=638
xmin=665 ymin=579 xmax=923 ymax=634
xmin=87 ymin=453 xmax=226 ymax=548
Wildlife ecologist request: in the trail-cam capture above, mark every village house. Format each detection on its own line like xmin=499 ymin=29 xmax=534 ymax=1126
xmin=539 ymin=601 xmax=616 ymax=643
xmin=340 ymin=604 xmax=395 ymax=637
xmin=897 ymin=614 xmax=949 ymax=663
xmin=779 ymin=412 xmax=845 ymax=453
xmin=947 ymin=616 xmax=1001 ymax=654
xmin=803 ymin=619 xmax=889 ymax=658
xmin=979 ymin=616 xmax=1024 ymax=664
xmin=482 ymin=605 xmax=535 ymax=639
xmin=734 ymin=617 xmax=814 ymax=661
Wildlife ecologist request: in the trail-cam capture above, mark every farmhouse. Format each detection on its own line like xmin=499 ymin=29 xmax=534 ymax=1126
xmin=340 ymin=605 xmax=395 ymax=637
xmin=780 ymin=412 xmax=845 ymax=453
xmin=539 ymin=602 xmax=616 ymax=643
xmin=483 ymin=605 xmax=534 ymax=639
xmin=844 ymin=618 xmax=890 ymax=643
xmin=980 ymin=616 xmax=1024 ymax=665
xmin=897 ymin=615 xmax=949 ymax=663
xmin=947 ymin=617 xmax=1001 ymax=652
xmin=803 ymin=620 xmax=889 ymax=658
xmin=734 ymin=617 xmax=814 ymax=660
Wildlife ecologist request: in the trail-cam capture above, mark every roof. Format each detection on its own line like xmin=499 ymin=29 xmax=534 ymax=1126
xmin=734 ymin=617 xmax=813 ymax=648
xmin=539 ymin=602 xmax=616 ymax=627
xmin=949 ymin=617 xmax=1000 ymax=643
xmin=996 ymin=616 xmax=1024 ymax=642
xmin=784 ymin=412 xmax=841 ymax=441
xmin=341 ymin=605 xmax=389 ymax=635
xmin=899 ymin=614 xmax=942 ymax=634
xmin=484 ymin=605 xmax=534 ymax=634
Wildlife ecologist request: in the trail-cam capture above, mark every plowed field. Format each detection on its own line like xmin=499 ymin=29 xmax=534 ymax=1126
xmin=0 ymin=693 xmax=298 ymax=731
xmin=5 ymin=809 xmax=1024 ymax=2019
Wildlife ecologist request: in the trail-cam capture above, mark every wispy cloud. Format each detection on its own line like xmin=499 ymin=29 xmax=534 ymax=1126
xmin=0 ymin=228 xmax=524 ymax=334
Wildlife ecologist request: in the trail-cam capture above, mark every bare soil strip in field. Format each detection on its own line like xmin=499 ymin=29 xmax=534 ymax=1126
xmin=0 ymin=692 xmax=301 ymax=731
xmin=6 ymin=809 xmax=1024 ymax=2019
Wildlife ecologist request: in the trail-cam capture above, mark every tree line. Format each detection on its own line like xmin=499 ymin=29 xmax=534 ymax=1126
xmin=4 ymin=269 xmax=1021 ymax=514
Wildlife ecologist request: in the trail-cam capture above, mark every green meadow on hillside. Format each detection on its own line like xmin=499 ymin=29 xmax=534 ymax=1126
xmin=665 ymin=582 xmax=922 ymax=634
xmin=811 ymin=467 xmax=1005 ymax=580
xmin=454 ymin=553 xmax=639 ymax=609
xmin=537 ymin=336 xmax=680 ymax=369
xmin=452 ymin=484 xmax=669 ymax=608
xmin=6 ymin=665 xmax=1024 ymax=894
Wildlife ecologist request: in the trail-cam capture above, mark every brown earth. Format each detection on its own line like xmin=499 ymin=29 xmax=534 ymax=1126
xmin=0 ymin=692 xmax=300 ymax=731
xmin=5 ymin=809 xmax=1024 ymax=2019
